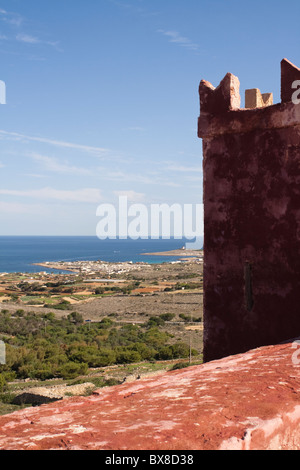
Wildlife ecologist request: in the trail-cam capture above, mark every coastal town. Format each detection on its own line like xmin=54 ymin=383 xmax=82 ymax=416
xmin=0 ymin=249 xmax=203 ymax=318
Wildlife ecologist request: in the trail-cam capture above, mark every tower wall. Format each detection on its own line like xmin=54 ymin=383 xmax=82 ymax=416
xmin=198 ymin=59 xmax=300 ymax=362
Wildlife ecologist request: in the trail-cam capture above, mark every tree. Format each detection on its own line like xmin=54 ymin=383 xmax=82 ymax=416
xmin=58 ymin=362 xmax=88 ymax=380
xmin=94 ymin=287 xmax=104 ymax=295
xmin=116 ymin=349 xmax=141 ymax=364
xmin=159 ymin=313 xmax=175 ymax=321
xmin=0 ymin=374 xmax=7 ymax=391
xmin=147 ymin=316 xmax=165 ymax=327
xmin=67 ymin=312 xmax=84 ymax=325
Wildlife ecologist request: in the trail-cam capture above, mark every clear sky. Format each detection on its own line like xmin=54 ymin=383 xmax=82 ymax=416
xmin=0 ymin=0 xmax=299 ymax=235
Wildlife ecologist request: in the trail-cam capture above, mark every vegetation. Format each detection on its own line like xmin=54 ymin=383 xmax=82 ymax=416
xmin=171 ymin=361 xmax=190 ymax=370
xmin=0 ymin=309 xmax=197 ymax=383
xmin=179 ymin=313 xmax=202 ymax=323
xmin=94 ymin=284 xmax=136 ymax=295
xmin=164 ymin=282 xmax=202 ymax=292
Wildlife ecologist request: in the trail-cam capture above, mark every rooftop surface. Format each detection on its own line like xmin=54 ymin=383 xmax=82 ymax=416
xmin=0 ymin=339 xmax=300 ymax=450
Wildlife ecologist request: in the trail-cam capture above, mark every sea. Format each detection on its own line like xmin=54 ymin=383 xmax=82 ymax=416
xmin=0 ymin=236 xmax=204 ymax=274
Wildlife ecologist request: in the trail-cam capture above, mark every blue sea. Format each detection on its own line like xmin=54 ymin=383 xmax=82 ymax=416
xmin=0 ymin=236 xmax=203 ymax=274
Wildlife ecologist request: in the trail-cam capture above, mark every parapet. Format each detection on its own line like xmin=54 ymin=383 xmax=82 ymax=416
xmin=198 ymin=58 xmax=300 ymax=138
xmin=0 ymin=340 xmax=300 ymax=450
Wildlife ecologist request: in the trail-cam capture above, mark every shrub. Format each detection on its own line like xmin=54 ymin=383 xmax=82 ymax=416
xmin=144 ymin=328 xmax=170 ymax=348
xmin=179 ymin=313 xmax=193 ymax=322
xmin=0 ymin=374 xmax=7 ymax=391
xmin=33 ymin=368 xmax=55 ymax=381
xmin=171 ymin=362 xmax=190 ymax=371
xmin=94 ymin=287 xmax=105 ymax=295
xmin=43 ymin=312 xmax=56 ymax=322
xmin=147 ymin=316 xmax=165 ymax=327
xmin=100 ymin=317 xmax=114 ymax=327
xmin=159 ymin=313 xmax=175 ymax=321
xmin=130 ymin=342 xmax=156 ymax=361
xmin=121 ymin=286 xmax=132 ymax=295
xmin=15 ymin=310 xmax=25 ymax=316
xmin=156 ymin=342 xmax=191 ymax=360
xmin=116 ymin=349 xmax=142 ymax=364
xmin=92 ymin=349 xmax=116 ymax=367
xmin=67 ymin=312 xmax=84 ymax=324
xmin=52 ymin=300 xmax=72 ymax=311
xmin=58 ymin=362 xmax=88 ymax=380
xmin=0 ymin=391 xmax=16 ymax=404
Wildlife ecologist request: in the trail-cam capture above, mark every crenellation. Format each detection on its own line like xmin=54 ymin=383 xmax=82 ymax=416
xmin=261 ymin=92 xmax=273 ymax=107
xmin=199 ymin=72 xmax=241 ymax=114
xmin=245 ymin=88 xmax=273 ymax=109
xmin=281 ymin=58 xmax=300 ymax=103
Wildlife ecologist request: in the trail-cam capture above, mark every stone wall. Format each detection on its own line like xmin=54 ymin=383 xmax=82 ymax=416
xmin=198 ymin=59 xmax=300 ymax=362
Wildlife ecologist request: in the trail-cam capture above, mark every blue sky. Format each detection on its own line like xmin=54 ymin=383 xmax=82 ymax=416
xmin=0 ymin=0 xmax=299 ymax=235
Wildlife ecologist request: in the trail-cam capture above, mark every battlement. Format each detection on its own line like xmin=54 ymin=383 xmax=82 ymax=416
xmin=198 ymin=58 xmax=299 ymax=122
xmin=199 ymin=72 xmax=241 ymax=114
xmin=198 ymin=59 xmax=300 ymax=139
xmin=245 ymin=89 xmax=273 ymax=109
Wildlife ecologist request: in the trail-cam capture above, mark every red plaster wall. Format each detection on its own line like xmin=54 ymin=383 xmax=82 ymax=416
xmin=198 ymin=60 xmax=300 ymax=362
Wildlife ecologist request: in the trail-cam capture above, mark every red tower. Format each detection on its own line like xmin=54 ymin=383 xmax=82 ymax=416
xmin=198 ymin=59 xmax=300 ymax=362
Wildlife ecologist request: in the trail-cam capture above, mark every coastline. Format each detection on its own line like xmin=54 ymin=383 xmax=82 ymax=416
xmin=141 ymin=248 xmax=203 ymax=257
xmin=1 ymin=237 xmax=204 ymax=274
xmin=32 ymin=263 xmax=79 ymax=273
xmin=31 ymin=249 xmax=203 ymax=274
xmin=32 ymin=259 xmax=152 ymax=276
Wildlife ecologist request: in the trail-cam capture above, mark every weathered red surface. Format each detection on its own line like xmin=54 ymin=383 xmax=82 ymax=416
xmin=198 ymin=59 xmax=300 ymax=362
xmin=281 ymin=58 xmax=300 ymax=103
xmin=1 ymin=340 xmax=300 ymax=450
xmin=199 ymin=72 xmax=241 ymax=115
